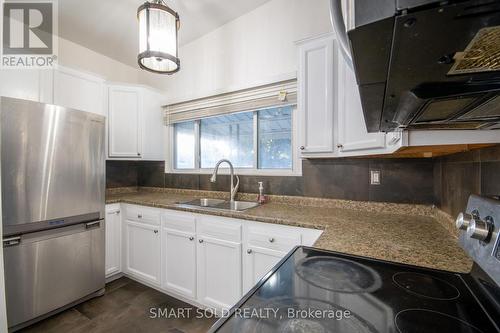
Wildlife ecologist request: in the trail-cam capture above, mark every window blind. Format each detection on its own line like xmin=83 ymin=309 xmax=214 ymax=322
xmin=164 ymin=79 xmax=297 ymax=125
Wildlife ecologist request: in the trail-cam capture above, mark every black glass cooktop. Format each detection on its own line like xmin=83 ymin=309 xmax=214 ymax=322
xmin=210 ymin=246 xmax=499 ymax=333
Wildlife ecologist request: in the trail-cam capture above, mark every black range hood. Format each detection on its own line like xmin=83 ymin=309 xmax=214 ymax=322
xmin=346 ymin=0 xmax=500 ymax=132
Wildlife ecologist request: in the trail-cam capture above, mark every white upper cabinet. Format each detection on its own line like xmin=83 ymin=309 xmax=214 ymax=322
xmin=335 ymin=53 xmax=400 ymax=156
xmin=107 ymin=85 xmax=142 ymax=158
xmin=0 ymin=69 xmax=52 ymax=104
xmin=107 ymin=84 xmax=166 ymax=160
xmin=53 ymin=66 xmax=105 ymax=116
xmin=297 ymin=34 xmax=335 ymax=155
xmin=141 ymin=89 xmax=166 ymax=160
xmin=297 ymin=33 xmax=401 ymax=158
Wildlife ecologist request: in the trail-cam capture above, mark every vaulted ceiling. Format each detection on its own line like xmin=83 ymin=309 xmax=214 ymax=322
xmin=59 ymin=0 xmax=272 ymax=67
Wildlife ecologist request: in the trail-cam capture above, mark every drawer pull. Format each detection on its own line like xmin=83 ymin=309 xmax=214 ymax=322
xmin=247 ymin=249 xmax=252 ymax=254
xmin=154 ymin=230 xmax=158 ymax=234
xmin=269 ymin=237 xmax=275 ymax=243
xmin=199 ymin=239 xmax=204 ymax=243
xmin=189 ymin=236 xmax=194 ymax=241
xmin=137 ymin=214 xmax=142 ymax=218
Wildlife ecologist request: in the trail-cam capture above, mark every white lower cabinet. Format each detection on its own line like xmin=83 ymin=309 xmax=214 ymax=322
xmin=105 ymin=205 xmax=121 ymax=278
xmin=197 ymin=236 xmax=242 ymax=310
xmin=196 ymin=216 xmax=242 ymax=310
xmin=243 ymin=246 xmax=286 ymax=293
xmin=110 ymin=204 xmax=322 ymax=311
xmin=161 ymin=211 xmax=197 ymax=299
xmin=124 ymin=219 xmax=161 ymax=286
xmin=243 ymin=223 xmax=302 ymax=293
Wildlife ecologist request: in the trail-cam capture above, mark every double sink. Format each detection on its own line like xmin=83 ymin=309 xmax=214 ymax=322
xmin=178 ymin=198 xmax=259 ymax=212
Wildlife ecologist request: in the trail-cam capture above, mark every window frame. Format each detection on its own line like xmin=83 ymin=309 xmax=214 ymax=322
xmin=167 ymin=105 xmax=302 ymax=176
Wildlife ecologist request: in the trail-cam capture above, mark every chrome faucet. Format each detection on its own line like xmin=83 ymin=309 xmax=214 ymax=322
xmin=210 ymin=159 xmax=240 ymax=202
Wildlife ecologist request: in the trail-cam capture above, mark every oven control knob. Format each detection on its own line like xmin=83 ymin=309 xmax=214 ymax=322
xmin=466 ymin=218 xmax=491 ymax=242
xmin=456 ymin=212 xmax=472 ymax=230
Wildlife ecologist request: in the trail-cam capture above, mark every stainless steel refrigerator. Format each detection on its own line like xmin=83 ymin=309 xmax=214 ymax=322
xmin=1 ymin=97 xmax=106 ymax=330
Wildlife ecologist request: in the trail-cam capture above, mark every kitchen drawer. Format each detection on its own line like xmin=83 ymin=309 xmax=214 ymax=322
xmin=247 ymin=225 xmax=301 ymax=252
xmin=197 ymin=216 xmax=241 ymax=242
xmin=125 ymin=205 xmax=160 ymax=226
xmin=162 ymin=210 xmax=196 ymax=233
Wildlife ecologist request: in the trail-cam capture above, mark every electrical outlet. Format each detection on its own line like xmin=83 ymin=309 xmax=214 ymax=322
xmin=370 ymin=170 xmax=381 ymax=185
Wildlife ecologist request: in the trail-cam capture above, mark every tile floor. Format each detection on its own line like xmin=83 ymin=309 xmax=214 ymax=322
xmin=20 ymin=277 xmax=216 ymax=333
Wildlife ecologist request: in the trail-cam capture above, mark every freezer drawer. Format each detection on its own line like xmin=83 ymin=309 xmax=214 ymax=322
xmin=3 ymin=221 xmax=105 ymax=328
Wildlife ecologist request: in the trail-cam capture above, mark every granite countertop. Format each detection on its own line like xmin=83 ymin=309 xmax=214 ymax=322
xmin=106 ymin=187 xmax=473 ymax=273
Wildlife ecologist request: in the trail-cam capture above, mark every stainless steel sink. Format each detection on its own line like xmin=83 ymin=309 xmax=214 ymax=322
xmin=178 ymin=198 xmax=259 ymax=212
xmin=181 ymin=198 xmax=225 ymax=208
xmin=213 ymin=201 xmax=259 ymax=211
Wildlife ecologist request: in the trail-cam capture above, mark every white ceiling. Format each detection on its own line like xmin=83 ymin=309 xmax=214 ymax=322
xmin=59 ymin=0 xmax=272 ymax=67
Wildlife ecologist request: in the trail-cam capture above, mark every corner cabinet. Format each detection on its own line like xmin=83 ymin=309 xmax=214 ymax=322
xmin=297 ymin=33 xmax=401 ymax=158
xmin=107 ymin=84 xmax=165 ymax=160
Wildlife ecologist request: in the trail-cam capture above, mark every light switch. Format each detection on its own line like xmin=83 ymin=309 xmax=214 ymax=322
xmin=370 ymin=170 xmax=380 ymax=185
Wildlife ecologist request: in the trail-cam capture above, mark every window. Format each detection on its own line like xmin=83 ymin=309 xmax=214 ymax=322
xmin=258 ymin=107 xmax=292 ymax=169
xmin=174 ymin=121 xmax=195 ymax=169
xmin=173 ymin=106 xmax=295 ymax=173
xmin=200 ymin=112 xmax=254 ymax=168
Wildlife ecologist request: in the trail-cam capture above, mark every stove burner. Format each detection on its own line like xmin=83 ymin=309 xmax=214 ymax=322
xmin=395 ymin=309 xmax=485 ymax=333
xmin=392 ymin=272 xmax=460 ymax=300
xmin=295 ymin=256 xmax=382 ymax=293
xmin=238 ymin=297 xmax=378 ymax=333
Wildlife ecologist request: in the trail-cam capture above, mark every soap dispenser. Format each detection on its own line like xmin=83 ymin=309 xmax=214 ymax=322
xmin=257 ymin=181 xmax=267 ymax=204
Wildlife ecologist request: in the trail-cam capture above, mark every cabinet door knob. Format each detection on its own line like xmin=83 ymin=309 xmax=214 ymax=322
xmin=198 ymin=239 xmax=203 ymax=243
xmin=269 ymin=237 xmax=275 ymax=243
xmin=247 ymin=249 xmax=252 ymax=254
xmin=154 ymin=230 xmax=158 ymax=234
xmin=137 ymin=214 xmax=142 ymax=218
xmin=337 ymin=144 xmax=344 ymax=149
xmin=189 ymin=236 xmax=194 ymax=241
xmin=299 ymin=146 xmax=305 ymax=150
xmin=137 ymin=152 xmax=141 ymax=156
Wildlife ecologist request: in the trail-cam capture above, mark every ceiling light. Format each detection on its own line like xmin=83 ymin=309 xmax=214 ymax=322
xmin=137 ymin=0 xmax=180 ymax=74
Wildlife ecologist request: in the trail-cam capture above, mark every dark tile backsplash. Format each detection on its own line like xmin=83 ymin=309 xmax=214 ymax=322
xmin=106 ymin=160 xmax=139 ymax=188
xmin=106 ymin=160 xmax=164 ymax=188
xmin=434 ymin=145 xmax=500 ymax=217
xmin=106 ymin=145 xmax=499 ymax=209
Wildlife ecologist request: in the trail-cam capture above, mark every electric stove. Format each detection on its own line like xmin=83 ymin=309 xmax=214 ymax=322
xmin=209 ymin=195 xmax=500 ymax=333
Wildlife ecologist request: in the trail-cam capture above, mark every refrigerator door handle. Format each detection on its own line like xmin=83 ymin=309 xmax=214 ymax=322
xmin=85 ymin=220 xmax=101 ymax=229
xmin=3 ymin=236 xmax=21 ymax=247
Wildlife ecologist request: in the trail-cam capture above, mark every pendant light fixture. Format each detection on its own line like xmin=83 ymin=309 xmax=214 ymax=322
xmin=137 ymin=0 xmax=180 ymax=74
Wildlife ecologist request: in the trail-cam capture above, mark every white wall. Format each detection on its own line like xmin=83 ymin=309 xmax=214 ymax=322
xmin=58 ymin=37 xmax=140 ymax=84
xmin=140 ymin=0 xmax=332 ymax=102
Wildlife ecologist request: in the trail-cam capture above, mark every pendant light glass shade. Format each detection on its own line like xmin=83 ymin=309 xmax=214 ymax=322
xmin=137 ymin=1 xmax=180 ymax=74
